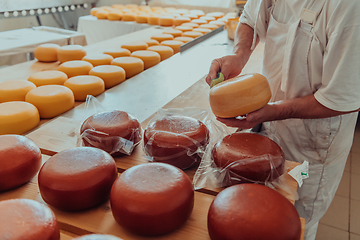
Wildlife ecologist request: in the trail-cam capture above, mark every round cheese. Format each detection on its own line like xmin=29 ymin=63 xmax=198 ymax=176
xmin=160 ymin=40 xmax=183 ymax=54
xmin=199 ymin=23 xmax=218 ymax=30
xmin=182 ymin=14 xmax=198 ymax=20
xmin=191 ymin=19 xmax=207 ymax=25
xmin=89 ymin=65 xmax=126 ymax=88
xmin=107 ymin=11 xmax=122 ymax=20
xmin=144 ymin=39 xmax=159 ymax=47
xmin=34 ymin=43 xmax=60 ymax=62
xmin=182 ymin=31 xmax=203 ymax=38
xmin=64 ymin=75 xmax=105 ymax=101
xmin=147 ymin=15 xmax=160 ymax=25
xmin=135 ymin=14 xmax=149 ymax=23
xmin=90 ymin=7 xmax=99 ymax=16
xmin=110 ymin=163 xmax=194 ymax=236
xmin=209 ymin=20 xmax=225 ymax=26
xmin=173 ymin=16 xmax=191 ymax=26
xmin=174 ymin=25 xmax=193 ymax=32
xmin=96 ymin=10 xmax=109 ymax=19
xmin=103 ymin=48 xmax=131 ymax=58
xmin=111 ymin=57 xmax=144 ymax=78
xmin=208 ymin=184 xmax=301 ymax=240
xmin=28 ymin=70 xmax=68 ymax=87
xmin=122 ymin=13 xmax=136 ymax=21
xmin=159 ymin=16 xmax=174 ymax=26
xmin=199 ymin=16 xmax=216 ymax=22
xmin=58 ymin=60 xmax=93 ymax=78
xmin=73 ymin=234 xmax=123 ymax=240
xmin=181 ymin=22 xmax=199 ymax=28
xmin=0 ymin=199 xmax=60 ymax=240
xmin=162 ymin=28 xmax=183 ymax=37
xmin=206 ymin=12 xmax=225 ymax=19
xmin=0 ymin=101 xmax=40 ymax=135
xmin=130 ymin=50 xmax=161 ymax=69
xmin=174 ymin=36 xmax=194 ymax=43
xmin=82 ymin=53 xmax=114 ymax=67
xmin=147 ymin=45 xmax=174 ymax=61
xmin=0 ymin=135 xmax=41 ymax=191
xmin=25 ymin=85 xmax=74 ymax=119
xmin=121 ymin=41 xmax=148 ymax=52
xmin=189 ymin=9 xmax=205 ymax=17
xmin=0 ymin=80 xmax=36 ymax=103
xmin=151 ymin=33 xmax=174 ymax=42
xmin=38 ymin=147 xmax=118 ymax=211
xmin=112 ymin=4 xmax=125 ymax=9
xmin=57 ymin=45 xmax=87 ymax=63
xmin=193 ymin=27 xmax=212 ymax=34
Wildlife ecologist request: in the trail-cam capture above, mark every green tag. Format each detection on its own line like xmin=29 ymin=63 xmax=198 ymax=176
xmin=210 ymin=72 xmax=224 ymax=88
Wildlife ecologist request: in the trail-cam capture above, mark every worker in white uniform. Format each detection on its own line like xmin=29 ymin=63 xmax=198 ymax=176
xmin=206 ymin=0 xmax=360 ymax=239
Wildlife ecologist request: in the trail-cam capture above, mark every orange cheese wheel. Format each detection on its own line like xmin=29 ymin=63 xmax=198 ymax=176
xmin=144 ymin=39 xmax=159 ymax=47
xmin=147 ymin=15 xmax=160 ymax=25
xmin=122 ymin=13 xmax=136 ymax=21
xmin=131 ymin=50 xmax=161 ymax=69
xmin=200 ymin=16 xmax=216 ymax=22
xmin=206 ymin=12 xmax=225 ymax=19
xmin=151 ymin=33 xmax=174 ymax=42
xmin=182 ymin=13 xmax=198 ymax=20
xmin=34 ymin=43 xmax=60 ymax=62
xmin=173 ymin=16 xmax=191 ymax=26
xmin=89 ymin=65 xmax=126 ymax=88
xmin=162 ymin=28 xmax=183 ymax=37
xmin=0 ymin=102 xmax=40 ymax=135
xmin=28 ymin=70 xmax=68 ymax=86
xmin=64 ymin=75 xmax=105 ymax=101
xmin=111 ymin=57 xmax=144 ymax=78
xmin=121 ymin=41 xmax=148 ymax=52
xmin=174 ymin=25 xmax=193 ymax=32
xmin=0 ymin=80 xmax=36 ymax=103
xmin=160 ymin=40 xmax=183 ymax=54
xmin=57 ymin=45 xmax=86 ymax=63
xmin=147 ymin=45 xmax=174 ymax=61
xmin=96 ymin=10 xmax=109 ymax=19
xmin=174 ymin=36 xmax=194 ymax=43
xmin=58 ymin=60 xmax=93 ymax=78
xmin=209 ymin=73 xmax=271 ymax=118
xmin=193 ymin=27 xmax=212 ymax=34
xmin=0 ymin=199 xmax=60 ymax=240
xmin=191 ymin=19 xmax=207 ymax=25
xmin=189 ymin=9 xmax=205 ymax=17
xmin=25 ymin=85 xmax=74 ymax=119
xmin=110 ymin=163 xmax=194 ymax=236
xmin=181 ymin=22 xmax=199 ymax=28
xmin=135 ymin=14 xmax=149 ymax=23
xmin=112 ymin=4 xmax=125 ymax=9
xmin=107 ymin=11 xmax=122 ymax=20
xmin=182 ymin=31 xmax=203 ymax=38
xmin=38 ymin=147 xmax=118 ymax=211
xmin=73 ymin=234 xmax=123 ymax=240
xmin=159 ymin=16 xmax=174 ymax=26
xmin=82 ymin=53 xmax=114 ymax=67
xmin=103 ymin=48 xmax=131 ymax=58
xmin=199 ymin=23 xmax=218 ymax=30
xmin=90 ymin=7 xmax=99 ymax=16
xmin=209 ymin=20 xmax=225 ymax=26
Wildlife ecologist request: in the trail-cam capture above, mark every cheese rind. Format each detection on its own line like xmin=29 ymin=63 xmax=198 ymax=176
xmin=131 ymin=50 xmax=161 ymax=69
xmin=159 ymin=16 xmax=175 ymax=26
xmin=57 ymin=45 xmax=87 ymax=63
xmin=82 ymin=54 xmax=114 ymax=67
xmin=111 ymin=57 xmax=144 ymax=78
xmin=0 ymin=80 xmax=36 ymax=103
xmin=160 ymin=40 xmax=183 ymax=54
xmin=58 ymin=60 xmax=94 ymax=78
xmin=147 ymin=45 xmax=174 ymax=61
xmin=28 ymin=70 xmax=68 ymax=86
xmin=89 ymin=65 xmax=126 ymax=88
xmin=64 ymin=75 xmax=105 ymax=101
xmin=34 ymin=43 xmax=60 ymax=62
xmin=121 ymin=41 xmax=148 ymax=52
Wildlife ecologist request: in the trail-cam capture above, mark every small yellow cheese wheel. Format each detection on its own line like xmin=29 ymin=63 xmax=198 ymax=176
xmin=173 ymin=17 xmax=191 ymax=26
xmin=107 ymin=11 xmax=122 ymax=20
xmin=121 ymin=41 xmax=148 ymax=53
xmin=112 ymin=4 xmax=125 ymax=9
xmin=136 ymin=14 xmax=149 ymax=23
xmin=199 ymin=16 xmax=216 ymax=22
xmin=103 ymin=48 xmax=131 ymax=58
xmin=151 ymin=34 xmax=174 ymax=43
xmin=209 ymin=20 xmax=225 ymax=26
xmin=181 ymin=22 xmax=199 ymax=28
xmin=122 ymin=13 xmax=136 ymax=21
xmin=89 ymin=65 xmax=126 ymax=88
xmin=206 ymin=12 xmax=225 ymax=19
xmin=90 ymin=8 xmax=100 ymax=16
xmin=25 ymin=85 xmax=75 ymax=119
xmin=96 ymin=10 xmax=108 ymax=19
xmin=182 ymin=31 xmax=203 ymax=38
xmin=111 ymin=57 xmax=144 ymax=79
xmin=189 ymin=10 xmax=205 ymax=17
xmin=193 ymin=28 xmax=212 ymax=34
xmin=58 ymin=60 xmax=93 ymax=78
xmin=182 ymin=14 xmax=198 ymax=20
xmin=0 ymin=81 xmax=36 ymax=103
xmin=57 ymin=45 xmax=87 ymax=63
xmin=160 ymin=40 xmax=183 ymax=54
xmin=174 ymin=36 xmax=194 ymax=43
xmin=144 ymin=39 xmax=159 ymax=47
xmin=162 ymin=29 xmax=183 ymax=38
xmin=0 ymin=101 xmax=40 ymax=135
xmin=28 ymin=70 xmax=68 ymax=87
xmin=174 ymin=25 xmax=193 ymax=32
xmin=199 ymin=24 xmax=219 ymax=30
xmin=82 ymin=54 xmax=114 ymax=67
xmin=64 ymin=75 xmax=105 ymax=101
xmin=191 ymin=19 xmax=207 ymax=25
xmin=34 ymin=43 xmax=60 ymax=62
xmin=130 ymin=50 xmax=161 ymax=69
xmin=148 ymin=15 xmax=160 ymax=25
xmin=175 ymin=9 xmax=189 ymax=15
xmin=147 ymin=45 xmax=174 ymax=61
xmin=159 ymin=16 xmax=174 ymax=26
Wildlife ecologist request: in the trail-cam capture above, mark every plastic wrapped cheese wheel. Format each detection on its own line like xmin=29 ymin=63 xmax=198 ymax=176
xmin=28 ymin=70 xmax=68 ymax=86
xmin=73 ymin=234 xmax=123 ymax=240
xmin=103 ymin=48 xmax=131 ymax=58
xmin=151 ymin=33 xmax=174 ymax=42
xmin=160 ymin=40 xmax=183 ymax=54
xmin=111 ymin=57 xmax=144 ymax=78
xmin=208 ymin=184 xmax=301 ymax=240
xmin=144 ymin=116 xmax=210 ymax=169
xmin=182 ymin=31 xmax=203 ymax=38
xmin=34 ymin=43 xmax=60 ymax=62
xmin=174 ymin=36 xmax=194 ymax=43
xmin=82 ymin=53 xmax=114 ymax=67
xmin=121 ymin=41 xmax=148 ymax=52
xmin=162 ymin=28 xmax=183 ymax=37
xmin=89 ymin=65 xmax=126 ymax=88
xmin=147 ymin=45 xmax=174 ymax=61
xmin=130 ymin=50 xmax=161 ymax=69
xmin=38 ymin=147 xmax=118 ymax=211
xmin=0 ymin=199 xmax=60 ymax=240
xmin=64 ymin=75 xmax=105 ymax=101
xmin=110 ymin=163 xmax=194 ymax=236
xmin=57 ymin=45 xmax=87 ymax=63
xmin=0 ymin=135 xmax=41 ymax=191
xmin=58 ymin=60 xmax=94 ymax=78
xmin=25 ymin=85 xmax=74 ymax=119
xmin=0 ymin=80 xmax=36 ymax=103
xmin=0 ymin=102 xmax=40 ymax=135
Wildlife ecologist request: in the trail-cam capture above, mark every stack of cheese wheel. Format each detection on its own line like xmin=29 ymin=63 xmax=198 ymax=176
xmin=28 ymin=70 xmax=68 ymax=86
xmin=111 ymin=57 xmax=144 ymax=78
xmin=34 ymin=43 xmax=60 ymax=62
xmin=0 ymin=80 xmax=36 ymax=102
xmin=0 ymin=135 xmax=41 ymax=191
xmin=110 ymin=163 xmax=194 ymax=236
xmin=90 ymin=65 xmax=126 ymax=88
xmin=82 ymin=53 xmax=114 ymax=67
xmin=64 ymin=75 xmax=105 ymax=101
xmin=131 ymin=50 xmax=161 ymax=69
xmin=57 ymin=45 xmax=86 ymax=63
xmin=38 ymin=147 xmax=118 ymax=211
xmin=147 ymin=45 xmax=174 ymax=61
xmin=103 ymin=48 xmax=131 ymax=58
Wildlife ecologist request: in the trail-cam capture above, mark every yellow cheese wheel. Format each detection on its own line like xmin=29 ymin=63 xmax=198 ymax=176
xmin=112 ymin=4 xmax=125 ymax=9
xmin=25 ymin=85 xmax=75 ymax=119
xmin=174 ymin=36 xmax=194 ymax=43
xmin=28 ymin=70 xmax=68 ymax=87
xmin=121 ymin=41 xmax=148 ymax=53
xmin=209 ymin=20 xmax=225 ymax=26
xmin=57 ymin=45 xmax=87 ymax=63
xmin=147 ymin=45 xmax=174 ymax=61
xmin=209 ymin=73 xmax=272 ymax=118
xmin=193 ymin=27 xmax=212 ymax=34
xmin=199 ymin=24 xmax=219 ymax=30
xmin=206 ymin=12 xmax=225 ymax=19
xmin=191 ymin=19 xmax=207 ymax=25
xmin=173 ymin=17 xmax=191 ymax=26
xmin=181 ymin=22 xmax=199 ymax=28
xmin=136 ymin=14 xmax=149 ymax=23
xmin=189 ymin=10 xmax=205 ymax=17
xmin=144 ymin=39 xmax=159 ymax=47
xmin=126 ymin=4 xmax=138 ymax=8
xmin=159 ymin=16 xmax=174 ymax=26
xmin=103 ymin=48 xmax=131 ymax=58
xmin=82 ymin=54 xmax=114 ymax=67
xmin=111 ymin=57 xmax=144 ymax=78
xmin=148 ymin=15 xmax=160 ymax=25
xmin=89 ymin=65 xmax=126 ymax=88
xmin=96 ymin=10 xmax=109 ymax=19
xmin=0 ymin=81 xmax=36 ymax=103
xmin=90 ymin=8 xmax=99 ymax=16
xmin=58 ymin=60 xmax=93 ymax=78
xmin=174 ymin=25 xmax=193 ymax=32
xmin=34 ymin=43 xmax=60 ymax=62
xmin=64 ymin=75 xmax=105 ymax=101
xmin=199 ymin=16 xmax=216 ymax=22
xmin=151 ymin=34 xmax=174 ymax=42
xmin=182 ymin=31 xmax=203 ymax=38
xmin=107 ymin=11 xmax=122 ymax=20
xmin=0 ymin=102 xmax=40 ymax=135
xmin=122 ymin=13 xmax=136 ymax=21
xmin=130 ymin=50 xmax=161 ymax=69
xmin=160 ymin=40 xmax=183 ymax=54
xmin=182 ymin=14 xmax=198 ymax=20
xmin=175 ymin=9 xmax=189 ymax=15
xmin=162 ymin=29 xmax=183 ymax=38
xmin=151 ymin=6 xmax=163 ymax=11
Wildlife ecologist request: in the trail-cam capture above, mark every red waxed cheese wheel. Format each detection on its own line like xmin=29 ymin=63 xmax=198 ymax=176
xmin=212 ymin=132 xmax=285 ymax=184
xmin=72 ymin=234 xmax=123 ymax=240
xmin=208 ymin=184 xmax=301 ymax=240
xmin=110 ymin=163 xmax=194 ymax=236
xmin=38 ymin=147 xmax=118 ymax=211
xmin=0 ymin=135 xmax=41 ymax=192
xmin=0 ymin=199 xmax=60 ymax=240
xmin=80 ymin=110 xmax=142 ymax=156
xmin=144 ymin=116 xmax=209 ymax=169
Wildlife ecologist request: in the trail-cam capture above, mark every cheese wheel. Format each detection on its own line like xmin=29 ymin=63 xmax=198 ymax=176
xmin=122 ymin=13 xmax=136 ymax=21
xmin=144 ymin=39 xmax=159 ymax=47
xmin=182 ymin=31 xmax=203 ymax=38
xmin=162 ymin=28 xmax=183 ymax=37
xmin=160 ymin=40 xmax=183 ymax=54
xmin=209 ymin=73 xmax=271 ymax=118
xmin=89 ymin=65 xmax=126 ymax=88
xmin=199 ymin=16 xmax=216 ymax=22
xmin=189 ymin=9 xmax=205 ymax=17
xmin=82 ymin=54 xmax=114 ymax=67
xmin=199 ymin=23 xmax=218 ymax=30
xmin=209 ymin=20 xmax=225 ymax=26
xmin=25 ymin=85 xmax=74 ymax=119
xmin=107 ymin=11 xmax=122 ymax=20
xmin=0 ymin=101 xmax=40 ymax=135
xmin=0 ymin=135 xmax=41 ymax=191
xmin=0 ymin=199 xmax=60 ymax=240
xmin=193 ymin=27 xmax=212 ymax=34
xmin=159 ymin=16 xmax=174 ymax=26
xmin=103 ymin=48 xmax=131 ymax=58
xmin=174 ymin=9 xmax=189 ymax=15
xmin=191 ymin=19 xmax=207 ymax=25
xmin=147 ymin=45 xmax=174 ymax=61
xmin=110 ymin=163 xmax=194 ymax=236
xmin=151 ymin=33 xmax=174 ymax=43
xmin=174 ymin=16 xmax=191 ymax=26
xmin=121 ymin=41 xmax=148 ymax=52
xmin=182 ymin=14 xmax=198 ymax=20
xmin=135 ymin=14 xmax=149 ymax=23
xmin=73 ymin=234 xmax=123 ymax=240
xmin=212 ymin=132 xmax=285 ymax=184
xmin=130 ymin=50 xmax=161 ymax=69
xmin=0 ymin=80 xmax=36 ymax=103
xmin=38 ymin=147 xmax=118 ymax=211
xmin=90 ymin=7 xmax=99 ymax=16
xmin=147 ymin=15 xmax=160 ymax=25
xmin=28 ymin=70 xmax=68 ymax=86
xmin=34 ymin=43 xmax=60 ymax=62
xmin=144 ymin=116 xmax=209 ymax=169
xmin=174 ymin=36 xmax=194 ymax=43
xmin=57 ymin=45 xmax=87 ymax=63
xmin=96 ymin=10 xmax=109 ymax=19
xmin=111 ymin=57 xmax=144 ymax=78
xmin=174 ymin=25 xmax=193 ymax=32
xmin=208 ymin=184 xmax=301 ymax=240
xmin=206 ymin=12 xmax=225 ymax=19
xmin=112 ymin=4 xmax=125 ymax=9
xmin=181 ymin=22 xmax=199 ymax=28
xmin=58 ymin=60 xmax=94 ymax=78
xmin=64 ymin=75 xmax=105 ymax=101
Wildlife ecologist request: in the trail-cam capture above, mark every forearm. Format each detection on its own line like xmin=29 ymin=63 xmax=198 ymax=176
xmin=233 ymin=23 xmax=259 ymax=67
